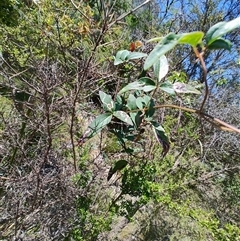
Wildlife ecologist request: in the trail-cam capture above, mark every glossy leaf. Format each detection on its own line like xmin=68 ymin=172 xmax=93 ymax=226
xmin=113 ymin=111 xmax=134 ymax=126
xmin=126 ymin=94 xmax=137 ymax=110
xmin=115 ymin=95 xmax=123 ymax=110
xmin=118 ymin=79 xmax=156 ymax=95
xmin=151 ymin=121 xmax=170 ymax=157
xmin=117 ymin=50 xmax=130 ymax=59
xmin=206 ymin=17 xmax=240 ymax=45
xmin=114 ymin=58 xmax=123 ymax=65
xmin=144 ymin=33 xmax=180 ymax=70
xmin=139 ymin=77 xmax=156 ymax=85
xmin=114 ymin=50 xmax=130 ymax=65
xmin=142 ymin=85 xmax=156 ymax=92
xmin=118 ymin=81 xmax=144 ymax=94
xmin=141 ymin=95 xmax=151 ymax=107
xmin=130 ymin=112 xmax=142 ymax=128
xmin=159 ymin=81 xmax=175 ymax=95
xmin=139 ymin=77 xmax=156 ymax=92
xmin=99 ymin=91 xmax=115 ymax=111
xmin=114 ymin=50 xmax=146 ymax=65
xmin=153 ymin=55 xmax=169 ymax=81
xmin=207 ymin=38 xmax=232 ymax=50
xmin=136 ymin=97 xmax=144 ymax=110
xmin=178 ymin=31 xmax=204 ymax=46
xmin=88 ymin=113 xmax=112 ymax=138
xmin=145 ymin=99 xmax=155 ymax=120
xmin=107 ymin=160 xmax=128 ymax=181
xmin=128 ymin=52 xmax=147 ymax=60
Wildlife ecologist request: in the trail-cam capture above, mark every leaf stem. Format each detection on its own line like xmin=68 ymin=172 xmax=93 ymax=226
xmin=193 ymin=47 xmax=208 ymax=112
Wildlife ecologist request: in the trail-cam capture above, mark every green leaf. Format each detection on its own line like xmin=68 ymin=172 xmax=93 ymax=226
xmin=114 ymin=58 xmax=124 ymax=65
xmin=114 ymin=50 xmax=130 ymax=65
xmin=116 ymin=50 xmax=130 ymax=60
xmin=139 ymin=77 xmax=156 ymax=92
xmin=113 ymin=111 xmax=134 ymax=126
xmin=99 ymin=91 xmax=115 ymax=111
xmin=142 ymin=95 xmax=151 ymax=105
xmin=178 ymin=31 xmax=204 ymax=46
xmin=136 ymin=97 xmax=144 ymax=110
xmin=114 ymin=51 xmax=147 ymax=65
xmin=142 ymin=85 xmax=156 ymax=92
xmin=144 ymin=33 xmax=180 ymax=70
xmin=147 ymin=36 xmax=163 ymax=42
xmin=207 ymin=38 xmax=232 ymax=50
xmin=126 ymin=94 xmax=137 ymax=110
xmin=145 ymin=99 xmax=155 ymax=119
xmin=88 ymin=113 xmax=112 ymax=138
xmin=115 ymin=95 xmax=123 ymax=110
xmin=130 ymin=112 xmax=142 ymax=128
xmin=118 ymin=79 xmax=156 ymax=95
xmin=107 ymin=160 xmax=128 ymax=181
xmin=118 ymin=81 xmax=144 ymax=94
xmin=206 ymin=17 xmax=240 ymax=45
xmin=139 ymin=77 xmax=156 ymax=85
xmin=151 ymin=121 xmax=170 ymax=157
xmin=159 ymin=81 xmax=175 ymax=95
xmin=173 ymin=82 xmax=201 ymax=94
xmin=127 ymin=52 xmax=147 ymax=60
xmin=153 ymin=55 xmax=169 ymax=81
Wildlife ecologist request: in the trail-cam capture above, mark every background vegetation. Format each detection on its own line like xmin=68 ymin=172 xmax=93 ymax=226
xmin=0 ymin=0 xmax=239 ymax=240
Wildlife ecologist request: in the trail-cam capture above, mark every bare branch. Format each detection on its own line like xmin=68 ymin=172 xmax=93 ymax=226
xmin=108 ymin=0 xmax=153 ymax=28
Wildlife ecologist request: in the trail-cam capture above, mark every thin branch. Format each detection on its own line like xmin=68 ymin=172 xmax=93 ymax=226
xmin=78 ymin=103 xmax=240 ymax=147
xmin=153 ymin=104 xmax=240 ymax=134
xmin=70 ymin=0 xmax=91 ymax=21
xmin=108 ymin=0 xmax=153 ymax=28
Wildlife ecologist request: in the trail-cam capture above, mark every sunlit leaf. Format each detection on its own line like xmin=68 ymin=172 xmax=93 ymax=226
xmin=99 ymin=91 xmax=115 ymax=111
xmin=206 ymin=17 xmax=240 ymax=45
xmin=142 ymin=85 xmax=157 ymax=92
xmin=139 ymin=77 xmax=156 ymax=92
xmin=136 ymin=97 xmax=144 ymax=110
xmin=114 ymin=58 xmax=124 ymax=65
xmin=142 ymin=95 xmax=151 ymax=105
xmin=114 ymin=50 xmax=130 ymax=65
xmin=178 ymin=31 xmax=204 ymax=46
xmin=107 ymin=160 xmax=128 ymax=181
xmin=113 ymin=111 xmax=133 ymax=126
xmin=114 ymin=50 xmax=146 ymax=65
xmin=144 ymin=33 xmax=180 ymax=70
xmin=126 ymin=94 xmax=137 ymax=110
xmin=118 ymin=81 xmax=144 ymax=94
xmin=153 ymin=55 xmax=169 ymax=81
xmin=117 ymin=50 xmax=130 ymax=59
xmin=207 ymin=38 xmax=232 ymax=50
xmin=159 ymin=81 xmax=175 ymax=95
xmin=128 ymin=52 xmax=147 ymax=60
xmin=118 ymin=79 xmax=156 ymax=94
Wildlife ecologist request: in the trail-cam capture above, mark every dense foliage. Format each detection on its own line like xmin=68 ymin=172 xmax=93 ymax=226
xmin=0 ymin=0 xmax=239 ymax=240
